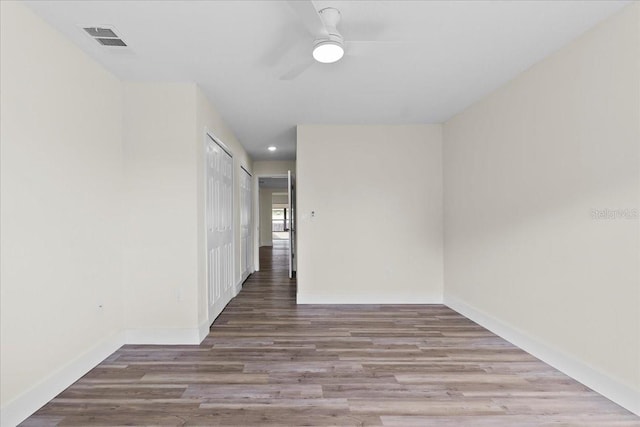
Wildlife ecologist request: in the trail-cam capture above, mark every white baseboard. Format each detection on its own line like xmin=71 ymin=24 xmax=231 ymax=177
xmin=123 ymin=327 xmax=204 ymax=345
xmin=297 ymin=294 xmax=443 ymax=304
xmin=0 ymin=331 xmax=126 ymax=427
xmin=240 ymin=269 xmax=253 ymax=284
xmin=1 ymin=325 xmax=212 ymax=426
xmin=234 ymin=277 xmax=243 ymax=296
xmin=198 ymin=319 xmax=211 ymax=342
xmin=444 ymin=293 xmax=640 ymax=416
xmin=235 ymin=269 xmax=255 ymax=296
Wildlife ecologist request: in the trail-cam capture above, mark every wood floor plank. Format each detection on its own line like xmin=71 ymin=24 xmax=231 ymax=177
xmin=21 ymin=241 xmax=640 ymax=426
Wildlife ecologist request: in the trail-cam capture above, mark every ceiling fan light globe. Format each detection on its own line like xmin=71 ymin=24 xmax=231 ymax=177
xmin=312 ymin=41 xmax=344 ymax=64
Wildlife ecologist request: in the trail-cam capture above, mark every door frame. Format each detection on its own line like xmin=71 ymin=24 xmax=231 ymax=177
xmin=253 ymin=173 xmax=287 ymax=272
xmin=287 ymin=170 xmax=295 ymax=279
xmin=240 ymin=165 xmax=254 ymax=282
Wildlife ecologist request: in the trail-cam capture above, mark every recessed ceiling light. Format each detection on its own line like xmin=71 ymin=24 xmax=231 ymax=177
xmin=267 ymin=146 xmax=277 ymax=152
xmin=312 ymin=40 xmax=344 ymax=64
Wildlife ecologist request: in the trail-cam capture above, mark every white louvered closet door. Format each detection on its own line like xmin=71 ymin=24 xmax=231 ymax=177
xmin=206 ymin=135 xmax=233 ymax=325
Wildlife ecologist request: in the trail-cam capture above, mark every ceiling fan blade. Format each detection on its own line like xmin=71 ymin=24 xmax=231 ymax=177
xmin=280 ymin=60 xmax=314 ymax=80
xmin=345 ymin=40 xmax=419 ymax=57
xmin=341 ymin=21 xmax=387 ymax=42
xmin=261 ymin=33 xmax=307 ymax=68
xmin=287 ymin=0 xmax=328 ymax=38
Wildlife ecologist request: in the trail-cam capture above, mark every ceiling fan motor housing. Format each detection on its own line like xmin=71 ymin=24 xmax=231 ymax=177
xmin=313 ymin=32 xmax=343 ymax=49
xmin=316 ymin=7 xmax=343 ymax=44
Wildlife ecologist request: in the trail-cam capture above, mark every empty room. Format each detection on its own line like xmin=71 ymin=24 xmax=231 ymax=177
xmin=1 ymin=0 xmax=639 ymax=425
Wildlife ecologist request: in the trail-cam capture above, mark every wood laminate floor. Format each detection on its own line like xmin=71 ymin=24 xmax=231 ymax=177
xmin=23 ymin=241 xmax=639 ymax=426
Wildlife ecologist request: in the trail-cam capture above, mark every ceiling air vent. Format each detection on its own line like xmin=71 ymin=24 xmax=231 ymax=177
xmin=83 ymin=27 xmax=127 ymax=47
xmin=96 ymin=38 xmax=127 ymax=47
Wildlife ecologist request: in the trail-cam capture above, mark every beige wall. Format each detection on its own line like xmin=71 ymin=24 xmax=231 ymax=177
xmin=122 ymin=83 xmax=199 ymax=332
xmin=443 ymin=3 xmax=639 ymax=412
xmin=1 ymin=0 xmax=124 ymax=408
xmin=3 ymin=0 xmax=638 ymax=420
xmin=253 ymin=160 xmax=296 ymax=176
xmin=123 ymin=82 xmax=252 ymax=335
xmin=196 ymin=86 xmax=252 ymax=327
xmin=259 ymin=188 xmax=275 ymax=247
xmin=258 ymin=188 xmax=288 ymax=247
xmin=0 ymin=5 xmax=254 ymax=421
xmin=272 ymin=193 xmax=288 ymax=205
xmin=297 ymin=125 xmax=443 ymax=303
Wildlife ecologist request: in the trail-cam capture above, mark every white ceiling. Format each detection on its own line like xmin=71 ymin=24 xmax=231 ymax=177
xmin=26 ymin=0 xmax=630 ymax=161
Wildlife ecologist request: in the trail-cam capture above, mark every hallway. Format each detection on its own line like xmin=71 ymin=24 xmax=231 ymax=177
xmin=22 ymin=244 xmax=638 ymax=426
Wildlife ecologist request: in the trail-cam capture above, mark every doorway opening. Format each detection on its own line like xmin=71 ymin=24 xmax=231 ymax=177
xmin=256 ymin=173 xmax=296 ymax=278
xmin=258 ymin=177 xmax=288 ymax=248
xmin=271 ymin=194 xmax=289 ymax=241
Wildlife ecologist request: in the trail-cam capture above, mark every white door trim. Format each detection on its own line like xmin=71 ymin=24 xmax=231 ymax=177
xmin=240 ymin=165 xmax=253 ymax=282
xmin=253 ymin=173 xmax=287 ymax=272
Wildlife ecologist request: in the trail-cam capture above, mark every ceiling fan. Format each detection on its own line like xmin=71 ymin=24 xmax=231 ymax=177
xmin=278 ymin=1 xmax=398 ymax=80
